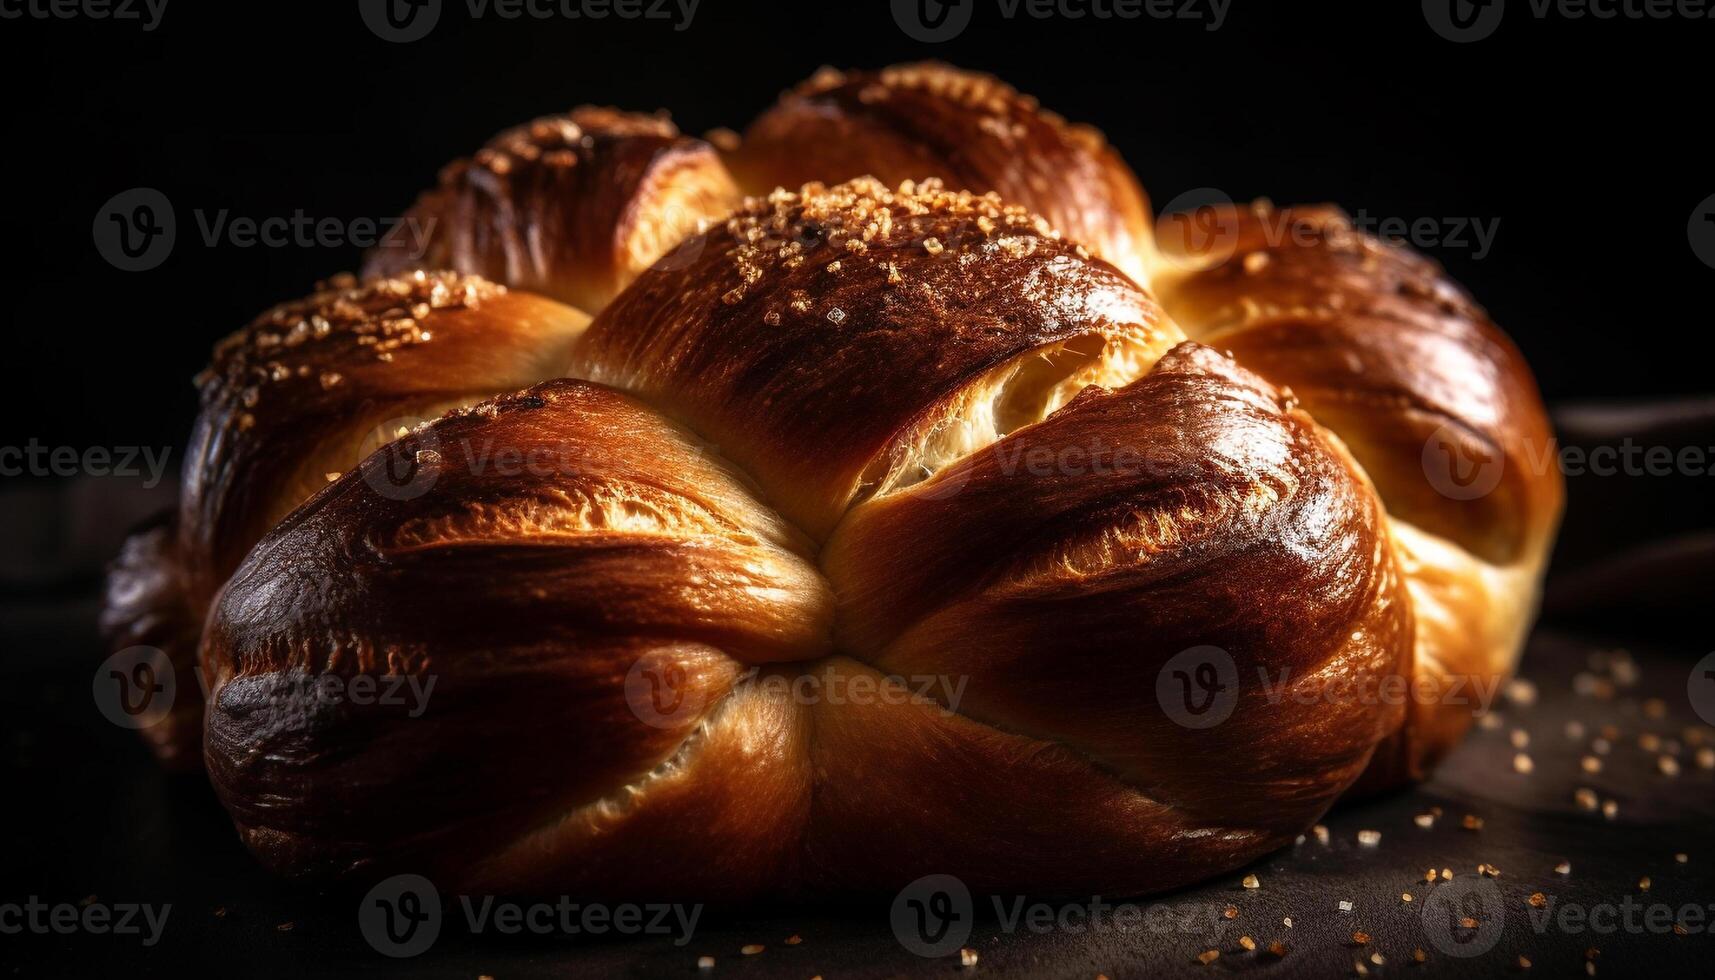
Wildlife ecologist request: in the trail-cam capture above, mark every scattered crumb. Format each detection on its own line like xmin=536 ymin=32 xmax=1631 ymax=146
xmin=1556 ymin=860 xmax=1572 ymax=875
xmin=960 ymin=948 xmax=978 ymax=968
xmin=1414 ymin=813 xmax=1436 ymax=829
xmin=1238 ymin=936 xmax=1256 ymax=951
xmin=1243 ymin=874 xmax=1260 ymax=889
xmin=1514 ymin=753 xmax=1535 ymax=774
xmin=1196 ymin=949 xmax=1219 ymax=966
xmin=741 ymin=944 xmax=764 ymax=955
xmin=1358 ymin=830 xmax=1381 ymax=847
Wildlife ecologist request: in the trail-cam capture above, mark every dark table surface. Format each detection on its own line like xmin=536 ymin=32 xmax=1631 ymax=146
xmin=6 ymin=584 xmax=1713 ymax=977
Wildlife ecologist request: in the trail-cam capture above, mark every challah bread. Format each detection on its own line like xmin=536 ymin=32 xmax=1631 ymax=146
xmin=1148 ymin=203 xmax=1562 ymax=787
xmin=727 ymin=63 xmax=1154 ymax=283
xmin=361 ymin=108 xmax=741 ymax=313
xmin=102 ymin=61 xmax=1562 ymax=898
xmin=100 ymin=514 xmax=203 ymax=770
xmin=571 ymin=177 xmax=1179 ymax=539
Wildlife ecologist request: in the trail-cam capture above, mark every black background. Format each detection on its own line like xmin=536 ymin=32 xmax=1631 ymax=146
xmin=0 ymin=0 xmax=1710 ymax=460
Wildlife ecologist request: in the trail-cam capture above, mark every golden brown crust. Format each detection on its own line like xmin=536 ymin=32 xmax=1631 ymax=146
xmin=826 ymin=344 xmax=1411 ymax=827
xmin=113 ymin=63 xmax=1566 ymax=899
xmin=1151 ymin=203 xmax=1562 ymax=565
xmin=202 ymin=380 xmax=833 ymax=885
xmin=729 ymin=63 xmax=1153 ymax=282
xmin=1150 ymin=203 xmax=1564 ymax=788
xmin=572 ymin=177 xmax=1181 ymax=539
xmin=362 ymin=108 xmax=741 ymax=313
xmin=179 ymin=271 xmax=589 ymax=606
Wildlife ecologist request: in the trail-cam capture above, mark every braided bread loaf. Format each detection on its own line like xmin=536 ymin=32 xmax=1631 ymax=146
xmin=104 ymin=62 xmax=1560 ymax=897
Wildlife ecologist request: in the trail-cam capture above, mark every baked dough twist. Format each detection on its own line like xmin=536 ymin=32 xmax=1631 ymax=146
xmin=104 ymin=62 xmax=1560 ymax=896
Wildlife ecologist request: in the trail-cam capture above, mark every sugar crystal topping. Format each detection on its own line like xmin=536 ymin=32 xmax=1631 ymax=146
xmin=201 ymin=270 xmax=502 ymax=419
xmin=714 ymin=177 xmax=1058 ymax=306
